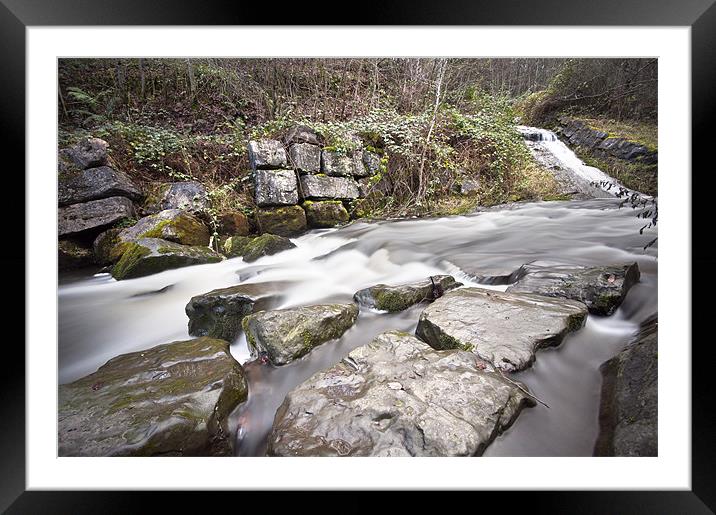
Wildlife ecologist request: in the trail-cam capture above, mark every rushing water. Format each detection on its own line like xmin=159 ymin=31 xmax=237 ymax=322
xmin=58 ymin=198 xmax=657 ymax=456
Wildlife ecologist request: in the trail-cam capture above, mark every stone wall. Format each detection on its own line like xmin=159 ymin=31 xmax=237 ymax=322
xmin=248 ymin=125 xmax=382 ymax=235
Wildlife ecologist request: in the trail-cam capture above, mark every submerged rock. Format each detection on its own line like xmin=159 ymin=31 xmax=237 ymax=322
xmin=303 ymin=200 xmax=350 ymax=228
xmin=63 ymin=137 xmax=109 ymax=169
xmin=58 ymin=196 xmax=136 ymax=237
xmin=186 ymin=282 xmax=288 ymax=341
xmin=594 ymin=317 xmax=657 ymax=456
xmin=415 ymin=288 xmax=588 ymax=372
xmin=58 ymin=240 xmax=94 ymax=271
xmin=223 ymin=233 xmax=296 ymax=262
xmin=242 ymin=303 xmax=358 ymax=365
xmin=267 ymin=331 xmax=535 ymax=456
xmin=256 ymin=206 xmax=307 ymax=237
xmin=111 ymin=237 xmax=223 ymax=280
xmin=288 ymin=143 xmax=321 ymax=173
xmin=58 ymin=337 xmax=248 ymax=456
xmin=58 ymin=165 xmax=142 ymax=206
xmin=248 ymin=140 xmax=287 ymax=170
xmin=507 ymin=261 xmax=640 ymax=315
xmin=144 ymin=181 xmax=209 ymax=214
xmin=300 ymin=174 xmax=359 ymax=200
xmin=354 ymin=275 xmax=462 ymax=312
xmin=254 ymin=169 xmax=299 ymax=207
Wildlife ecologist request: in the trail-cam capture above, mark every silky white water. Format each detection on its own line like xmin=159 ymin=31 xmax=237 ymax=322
xmin=59 ymin=198 xmax=657 ymax=456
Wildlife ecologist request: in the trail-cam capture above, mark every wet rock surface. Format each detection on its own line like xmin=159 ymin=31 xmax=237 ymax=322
xmin=416 ymin=288 xmax=588 ymax=372
xmin=354 ymin=275 xmax=461 ymax=312
xmin=186 ymin=282 xmax=288 ymax=341
xmin=243 ymin=303 xmax=358 ymax=365
xmin=507 ymin=261 xmax=640 ymax=315
xmin=58 ymin=337 xmax=248 ymax=456
xmin=223 ymin=233 xmax=296 ymax=262
xmin=267 ymin=331 xmax=534 ymax=456
xmin=111 ymin=237 xmax=223 ymax=280
xmin=58 ymin=196 xmax=136 ymax=237
xmin=59 ymin=165 xmax=142 ymax=206
xmin=594 ymin=317 xmax=657 ymax=456
xmin=254 ymin=169 xmax=299 ymax=207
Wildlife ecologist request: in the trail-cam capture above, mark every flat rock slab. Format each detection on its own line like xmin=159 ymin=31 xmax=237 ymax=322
xmin=223 ymin=233 xmax=296 ymax=262
xmin=507 ymin=261 xmax=640 ymax=315
xmin=58 ymin=196 xmax=136 ymax=237
xmin=416 ymin=288 xmax=588 ymax=372
xmin=594 ymin=317 xmax=657 ymax=456
xmin=267 ymin=331 xmax=534 ymax=456
xmin=354 ymin=275 xmax=462 ymax=312
xmin=242 ymin=303 xmax=358 ymax=365
xmin=254 ymin=169 xmax=299 ymax=207
xmin=300 ymin=174 xmax=359 ymax=200
xmin=248 ymin=140 xmax=287 ymax=170
xmin=58 ymin=337 xmax=248 ymax=456
xmin=186 ymin=281 xmax=289 ymax=341
xmin=59 ymin=165 xmax=142 ymax=206
xmin=111 ymin=237 xmax=223 ymax=280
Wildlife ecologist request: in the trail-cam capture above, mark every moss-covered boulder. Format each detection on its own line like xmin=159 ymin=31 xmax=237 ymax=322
xmin=58 ymin=239 xmax=94 ymax=271
xmin=507 ymin=261 xmax=640 ymax=316
xmin=242 ymin=303 xmax=358 ymax=365
xmin=303 ymin=200 xmax=350 ymax=228
xmin=415 ymin=288 xmax=588 ymax=372
xmin=92 ymin=227 xmax=123 ymax=266
xmin=354 ymin=275 xmax=461 ymax=312
xmin=186 ymin=282 xmax=288 ymax=341
xmin=58 ymin=196 xmax=136 ymax=238
xmin=256 ymin=205 xmax=307 ymax=237
xmin=58 ymin=337 xmax=248 ymax=456
xmin=223 ymin=233 xmax=296 ymax=262
xmin=111 ymin=238 xmax=223 ymax=280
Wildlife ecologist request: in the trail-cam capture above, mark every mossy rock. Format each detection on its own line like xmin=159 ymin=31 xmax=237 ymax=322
xmin=58 ymin=337 xmax=248 ymax=456
xmin=111 ymin=238 xmax=223 ymax=280
xmin=256 ymin=205 xmax=307 ymax=237
xmin=303 ymin=200 xmax=350 ymax=228
xmin=223 ymin=233 xmax=296 ymax=262
xmin=92 ymin=228 xmax=122 ymax=266
xmin=354 ymin=275 xmax=462 ymax=313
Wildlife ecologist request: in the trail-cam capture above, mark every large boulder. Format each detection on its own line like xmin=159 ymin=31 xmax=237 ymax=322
xmin=254 ymin=169 xmax=299 ymax=207
xmin=58 ymin=337 xmax=248 ymax=456
xmin=320 ymin=150 xmax=359 ymax=177
xmin=111 ymin=238 xmax=223 ymax=280
xmin=303 ymin=200 xmax=350 ymax=228
xmin=594 ymin=318 xmax=657 ymax=456
xmin=256 ymin=206 xmax=307 ymax=237
xmin=507 ymin=261 xmax=640 ymax=316
xmin=283 ymin=125 xmax=322 ymax=146
xmin=288 ymin=143 xmax=321 ymax=173
xmin=300 ymin=174 xmax=359 ymax=200
xmin=144 ymin=181 xmax=209 ymax=214
xmin=267 ymin=331 xmax=535 ymax=456
xmin=58 ymin=240 xmax=94 ymax=271
xmin=248 ymin=140 xmax=287 ymax=170
xmin=62 ymin=137 xmax=109 ymax=169
xmin=242 ymin=303 xmax=358 ymax=365
xmin=354 ymin=275 xmax=462 ymax=312
xmin=186 ymin=282 xmax=288 ymax=341
xmin=223 ymin=233 xmax=296 ymax=262
xmin=58 ymin=196 xmax=136 ymax=238
xmin=58 ymin=166 xmax=142 ymax=207
xmin=415 ymin=288 xmax=588 ymax=372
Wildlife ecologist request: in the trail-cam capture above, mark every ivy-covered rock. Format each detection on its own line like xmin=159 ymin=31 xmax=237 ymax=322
xmin=111 ymin=238 xmax=223 ymax=280
xmin=248 ymin=139 xmax=287 ymax=170
xmin=144 ymin=181 xmax=209 ymax=214
xmin=217 ymin=212 xmax=250 ymax=236
xmin=303 ymin=200 xmax=350 ymax=228
xmin=288 ymin=143 xmax=321 ymax=173
xmin=58 ymin=337 xmax=248 ymax=456
xmin=242 ymin=303 xmax=358 ymax=365
xmin=415 ymin=288 xmax=588 ymax=372
xmin=58 ymin=239 xmax=94 ymax=271
xmin=223 ymin=233 xmax=296 ymax=262
xmin=256 ymin=206 xmax=307 ymax=237
xmin=58 ymin=166 xmax=142 ymax=207
xmin=267 ymin=331 xmax=535 ymax=456
xmin=58 ymin=196 xmax=136 ymax=238
xmin=186 ymin=282 xmax=288 ymax=341
xmin=300 ymin=174 xmax=359 ymax=200
xmin=254 ymin=169 xmax=299 ymax=207
xmin=354 ymin=275 xmax=461 ymax=312
xmin=507 ymin=261 xmax=640 ymax=315
xmin=63 ymin=137 xmax=109 ymax=169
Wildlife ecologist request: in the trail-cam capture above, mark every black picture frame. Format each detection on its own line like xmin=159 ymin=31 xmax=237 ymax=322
xmin=4 ymin=0 xmax=714 ymax=512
